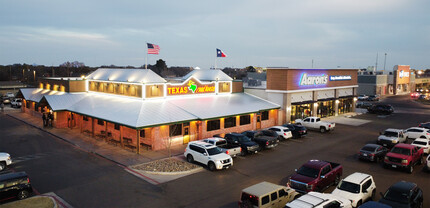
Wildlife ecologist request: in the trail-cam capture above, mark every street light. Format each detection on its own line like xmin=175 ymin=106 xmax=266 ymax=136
xmin=33 ymin=70 xmax=36 ymax=82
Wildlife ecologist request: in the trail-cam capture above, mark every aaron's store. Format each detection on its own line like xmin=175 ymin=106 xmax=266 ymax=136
xmin=245 ymin=68 xmax=358 ymax=124
xmin=18 ymin=68 xmax=280 ymax=153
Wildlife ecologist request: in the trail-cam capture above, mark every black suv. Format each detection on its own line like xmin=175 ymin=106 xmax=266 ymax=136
xmin=368 ymin=104 xmax=394 ymax=115
xmin=0 ymin=171 xmax=33 ymax=202
xmin=282 ymin=124 xmax=307 ymax=138
xmin=379 ymin=181 xmax=423 ymax=208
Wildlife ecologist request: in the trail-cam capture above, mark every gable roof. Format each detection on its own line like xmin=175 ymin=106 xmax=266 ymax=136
xmin=86 ymin=68 xmax=166 ymax=84
xmin=182 ymin=69 xmax=233 ymax=82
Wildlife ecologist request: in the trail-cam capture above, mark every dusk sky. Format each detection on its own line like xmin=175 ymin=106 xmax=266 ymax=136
xmin=1 ymin=0 xmax=429 ymax=71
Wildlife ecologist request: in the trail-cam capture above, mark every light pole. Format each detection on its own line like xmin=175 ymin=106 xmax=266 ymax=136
xmin=383 ymin=53 xmax=387 ymax=73
xmin=33 ymin=70 xmax=36 ymax=82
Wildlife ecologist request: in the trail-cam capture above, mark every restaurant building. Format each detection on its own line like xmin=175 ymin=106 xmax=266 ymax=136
xmin=245 ymin=68 xmax=358 ymax=124
xmin=18 ymin=68 xmax=280 ymax=152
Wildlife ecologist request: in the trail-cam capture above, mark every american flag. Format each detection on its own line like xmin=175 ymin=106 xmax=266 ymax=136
xmin=147 ymin=43 xmax=160 ymax=54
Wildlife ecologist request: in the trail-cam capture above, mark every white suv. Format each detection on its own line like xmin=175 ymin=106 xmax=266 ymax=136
xmin=267 ymin=126 xmax=293 ymax=141
xmin=184 ymin=141 xmax=233 ymax=171
xmin=332 ymin=172 xmax=376 ymax=208
xmin=404 ymin=127 xmax=430 ymax=139
xmin=0 ymin=152 xmax=13 ymax=171
xmin=285 ymin=192 xmax=352 ymax=208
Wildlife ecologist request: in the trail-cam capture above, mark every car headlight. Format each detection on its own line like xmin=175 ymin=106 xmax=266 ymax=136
xmin=306 ymin=184 xmax=313 ymax=190
xmin=392 ymin=140 xmax=398 ymax=143
xmin=401 ymin=159 xmax=408 ymax=163
xmin=384 ymin=156 xmax=389 ymax=160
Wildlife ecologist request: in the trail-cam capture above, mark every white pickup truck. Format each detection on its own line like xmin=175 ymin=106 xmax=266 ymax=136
xmin=0 ymin=152 xmax=13 ymax=171
xmin=203 ymin=137 xmax=242 ymax=157
xmin=295 ymin=117 xmax=335 ymax=133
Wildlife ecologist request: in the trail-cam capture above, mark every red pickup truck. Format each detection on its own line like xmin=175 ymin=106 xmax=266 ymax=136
xmin=287 ymin=160 xmax=343 ymax=193
xmin=383 ymin=143 xmax=424 ymax=173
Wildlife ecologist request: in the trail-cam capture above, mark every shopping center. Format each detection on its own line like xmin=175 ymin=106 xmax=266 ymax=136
xmin=18 ymin=68 xmax=280 ymax=152
xmin=245 ymin=68 xmax=359 ymax=124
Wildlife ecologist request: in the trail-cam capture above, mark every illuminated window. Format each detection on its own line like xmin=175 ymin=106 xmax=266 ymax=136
xmin=207 ymin=119 xmax=220 ymax=131
xmin=240 ymin=115 xmax=251 ymax=125
xmin=261 ymin=111 xmax=269 ymax=120
xmin=170 ymin=124 xmax=182 ymax=136
xmin=224 ymin=117 xmax=236 ymax=128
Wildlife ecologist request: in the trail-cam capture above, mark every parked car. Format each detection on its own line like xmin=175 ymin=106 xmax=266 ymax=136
xmin=404 ymin=127 xmax=430 ymax=139
xmin=288 ymin=160 xmax=343 ymax=193
xmin=285 ymin=192 xmax=352 ymax=208
xmin=0 ymin=171 xmax=33 ymax=202
xmin=294 ymin=117 xmax=335 ymax=133
xmin=360 ymin=201 xmax=392 ymax=208
xmin=202 ymin=137 xmax=242 ymax=157
xmin=10 ymin=98 xmax=22 ymax=108
xmin=266 ymin=126 xmax=293 ymax=141
xmin=358 ymin=144 xmax=388 ymax=162
xmin=184 ymin=141 xmax=233 ymax=171
xmin=358 ymin=95 xmax=369 ymax=101
xmin=4 ymin=92 xmax=14 ymax=98
xmin=379 ymin=181 xmax=423 ymax=208
xmin=332 ymin=172 xmax=376 ymax=208
xmin=368 ymin=95 xmax=380 ymax=101
xmin=241 ymin=130 xmax=279 ymax=149
xmin=368 ymin=104 xmax=394 ymax=115
xmin=282 ymin=124 xmax=308 ymax=138
xmin=418 ymin=122 xmax=430 ymax=129
xmin=377 ymin=129 xmax=406 ymax=148
xmin=1 ymin=97 xmax=11 ymax=104
xmin=356 ymin=102 xmax=373 ymax=109
xmin=224 ymin=133 xmax=260 ymax=155
xmin=239 ymin=181 xmax=299 ymax=208
xmin=0 ymin=152 xmax=12 ymax=171
xmin=383 ymin=143 xmax=424 ymax=173
xmin=411 ymin=138 xmax=430 ymax=154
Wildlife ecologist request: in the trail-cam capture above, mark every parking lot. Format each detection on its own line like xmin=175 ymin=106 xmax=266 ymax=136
xmin=1 ymin=95 xmax=430 ymax=207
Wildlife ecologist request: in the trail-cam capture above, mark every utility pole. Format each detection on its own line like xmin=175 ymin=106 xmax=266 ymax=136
xmin=312 ymin=59 xmax=314 ymax=68
xmin=375 ymin=53 xmax=379 ymax=74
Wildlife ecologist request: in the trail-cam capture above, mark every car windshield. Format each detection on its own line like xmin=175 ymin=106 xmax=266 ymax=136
xmin=297 ymin=166 xmax=320 ymax=178
xmin=383 ymin=131 xmax=398 ymax=137
xmin=384 ymin=189 xmax=409 ymax=204
xmin=412 ymin=141 xmax=427 ymax=146
xmin=206 ymin=147 xmax=223 ymax=156
xmin=391 ymin=147 xmax=411 ymax=156
xmin=337 ymin=181 xmax=360 ymax=193
xmin=361 ymin=145 xmax=377 ymax=152
xmin=237 ymin=135 xmax=252 ymax=142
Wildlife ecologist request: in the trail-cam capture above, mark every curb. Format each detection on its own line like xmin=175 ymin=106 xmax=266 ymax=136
xmin=136 ymin=166 xmax=204 ymax=175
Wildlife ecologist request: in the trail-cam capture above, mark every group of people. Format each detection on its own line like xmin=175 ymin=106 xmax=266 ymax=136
xmin=42 ymin=112 xmax=53 ymax=127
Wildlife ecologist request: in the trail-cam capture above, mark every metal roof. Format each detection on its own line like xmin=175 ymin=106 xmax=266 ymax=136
xmin=19 ymin=88 xmax=66 ymax=102
xmin=86 ymin=68 xmax=167 ymax=84
xmin=182 ymin=69 xmax=233 ymax=81
xmin=21 ymin=88 xmax=279 ymax=129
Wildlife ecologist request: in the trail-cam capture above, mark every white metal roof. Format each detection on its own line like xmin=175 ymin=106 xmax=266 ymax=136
xmin=19 ymin=88 xmax=66 ymax=102
xmin=182 ymin=69 xmax=233 ymax=81
xmin=86 ymin=68 xmax=167 ymax=84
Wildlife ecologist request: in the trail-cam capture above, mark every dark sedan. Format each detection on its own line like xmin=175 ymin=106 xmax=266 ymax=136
xmin=282 ymin=124 xmax=307 ymax=138
xmin=358 ymin=144 xmax=388 ymax=162
xmin=368 ymin=104 xmax=394 ymax=115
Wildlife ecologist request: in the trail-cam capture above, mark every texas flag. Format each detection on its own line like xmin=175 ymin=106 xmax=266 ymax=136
xmin=216 ymin=48 xmax=227 ymax=57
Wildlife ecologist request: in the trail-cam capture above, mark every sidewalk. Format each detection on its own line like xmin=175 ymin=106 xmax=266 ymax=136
xmin=7 ymin=111 xmax=187 ymax=167
xmin=321 ymin=111 xmax=372 ymax=126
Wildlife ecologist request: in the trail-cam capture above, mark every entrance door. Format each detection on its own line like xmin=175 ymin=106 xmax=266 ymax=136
xmin=183 ymin=126 xmax=190 ymax=144
xmin=256 ymin=115 xmax=261 ymax=129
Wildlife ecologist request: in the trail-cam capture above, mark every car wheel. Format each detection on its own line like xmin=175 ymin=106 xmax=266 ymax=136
xmin=0 ymin=162 xmax=6 ymax=171
xmin=208 ymin=162 xmax=216 ymax=171
xmin=374 ymin=156 xmax=379 ymax=163
xmin=356 ymin=200 xmax=362 ymax=208
xmin=186 ymin=154 xmax=194 ymax=163
xmin=320 ymin=127 xmax=326 ymax=133
xmin=408 ymin=165 xmax=413 ymax=174
xmin=17 ymin=190 xmax=29 ymax=200
xmin=371 ymin=189 xmax=376 ymax=200
xmin=240 ymin=199 xmax=253 ymax=208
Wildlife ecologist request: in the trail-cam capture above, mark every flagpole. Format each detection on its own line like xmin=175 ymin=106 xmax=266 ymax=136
xmin=214 ymin=57 xmax=217 ymax=70
xmin=145 ymin=43 xmax=148 ymax=69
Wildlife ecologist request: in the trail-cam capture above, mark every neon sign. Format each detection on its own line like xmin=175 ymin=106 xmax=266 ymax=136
xmin=299 ymin=73 xmax=328 ymax=86
xmin=399 ymin=70 xmax=409 ymax=78
xmin=167 ymin=78 xmax=215 ymax=96
xmin=329 ymin=75 xmax=351 ymax=81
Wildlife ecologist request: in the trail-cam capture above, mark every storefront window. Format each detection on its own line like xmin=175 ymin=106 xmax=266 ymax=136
xmin=224 ymin=117 xmax=236 ymax=128
xmin=240 ymin=115 xmax=251 ymax=125
xmin=207 ymin=119 xmax=220 ymax=131
xmin=261 ymin=111 xmax=269 ymax=120
xmin=317 ymin=100 xmax=335 ymax=118
xmin=338 ymin=98 xmax=353 ymax=114
xmin=291 ymin=103 xmax=312 ymax=121
xmin=170 ymin=124 xmax=182 ymax=136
